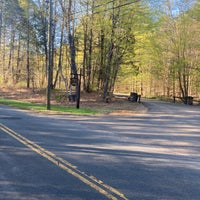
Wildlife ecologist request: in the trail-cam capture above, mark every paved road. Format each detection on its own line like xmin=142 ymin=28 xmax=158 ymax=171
xmin=0 ymin=100 xmax=200 ymax=200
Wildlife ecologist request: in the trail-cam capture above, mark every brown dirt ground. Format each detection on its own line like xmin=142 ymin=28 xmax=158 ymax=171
xmin=0 ymin=87 xmax=147 ymax=115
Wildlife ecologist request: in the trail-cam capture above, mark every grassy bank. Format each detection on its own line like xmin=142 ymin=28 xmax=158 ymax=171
xmin=0 ymin=99 xmax=98 ymax=115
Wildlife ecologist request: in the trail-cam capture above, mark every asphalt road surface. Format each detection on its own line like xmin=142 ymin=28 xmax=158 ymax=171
xmin=0 ymin=99 xmax=200 ymax=200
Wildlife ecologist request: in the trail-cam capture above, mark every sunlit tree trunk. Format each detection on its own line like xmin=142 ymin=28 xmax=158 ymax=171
xmin=53 ymin=18 xmax=64 ymax=89
xmin=103 ymin=0 xmax=117 ymax=100
xmin=16 ymin=35 xmax=21 ymax=84
xmin=8 ymin=29 xmax=15 ymax=84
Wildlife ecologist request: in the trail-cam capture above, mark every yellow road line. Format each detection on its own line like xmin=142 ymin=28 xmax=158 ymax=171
xmin=0 ymin=123 xmax=128 ymax=200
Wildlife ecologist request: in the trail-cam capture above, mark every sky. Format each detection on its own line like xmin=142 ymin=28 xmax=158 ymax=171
xmin=147 ymin=0 xmax=196 ymax=16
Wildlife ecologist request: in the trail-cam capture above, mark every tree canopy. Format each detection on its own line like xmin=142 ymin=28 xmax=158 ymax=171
xmin=0 ymin=0 xmax=199 ymax=102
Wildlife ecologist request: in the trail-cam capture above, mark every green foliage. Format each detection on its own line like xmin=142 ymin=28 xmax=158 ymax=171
xmin=0 ymin=0 xmax=199 ymax=99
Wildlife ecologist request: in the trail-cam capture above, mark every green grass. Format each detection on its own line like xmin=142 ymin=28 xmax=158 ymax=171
xmin=0 ymin=98 xmax=98 ymax=115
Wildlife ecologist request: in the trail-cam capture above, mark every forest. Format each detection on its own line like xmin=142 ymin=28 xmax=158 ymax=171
xmin=0 ymin=0 xmax=199 ymax=104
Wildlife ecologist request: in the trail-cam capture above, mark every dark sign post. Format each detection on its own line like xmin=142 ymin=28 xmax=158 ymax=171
xmin=76 ymin=69 xmax=83 ymax=109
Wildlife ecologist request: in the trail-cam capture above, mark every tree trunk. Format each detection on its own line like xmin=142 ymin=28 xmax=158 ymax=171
xmin=8 ymin=29 xmax=15 ymax=84
xmin=16 ymin=35 xmax=21 ymax=84
xmin=103 ymin=0 xmax=117 ymax=101
xmin=86 ymin=28 xmax=93 ymax=92
xmin=53 ymin=19 xmax=64 ymax=89
xmin=68 ymin=0 xmax=77 ymax=78
xmin=82 ymin=23 xmax=87 ymax=91
xmin=27 ymin=24 xmax=30 ymax=88
xmin=97 ymin=30 xmax=105 ymax=91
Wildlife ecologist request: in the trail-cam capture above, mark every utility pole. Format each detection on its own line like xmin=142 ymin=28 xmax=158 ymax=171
xmin=47 ymin=0 xmax=53 ymax=110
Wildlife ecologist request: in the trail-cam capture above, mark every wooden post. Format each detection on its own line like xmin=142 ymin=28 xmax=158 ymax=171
xmin=47 ymin=0 xmax=53 ymax=110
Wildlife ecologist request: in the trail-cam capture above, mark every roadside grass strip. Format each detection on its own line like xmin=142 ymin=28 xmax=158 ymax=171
xmin=0 ymin=99 xmax=98 ymax=115
xmin=0 ymin=123 xmax=128 ymax=200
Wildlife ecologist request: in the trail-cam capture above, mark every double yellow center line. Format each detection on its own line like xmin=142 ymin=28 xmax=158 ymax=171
xmin=0 ymin=123 xmax=128 ymax=200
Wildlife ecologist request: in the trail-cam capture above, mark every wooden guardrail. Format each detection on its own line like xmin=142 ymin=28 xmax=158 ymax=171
xmin=173 ymin=96 xmax=200 ymax=105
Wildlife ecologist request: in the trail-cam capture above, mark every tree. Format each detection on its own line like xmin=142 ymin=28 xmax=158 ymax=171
xmin=1 ymin=0 xmax=199 ymax=103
